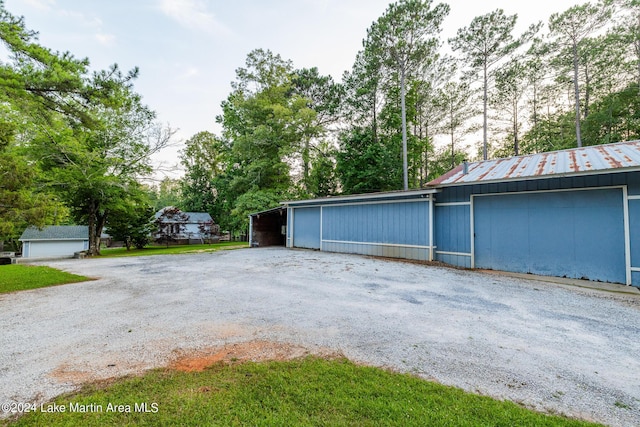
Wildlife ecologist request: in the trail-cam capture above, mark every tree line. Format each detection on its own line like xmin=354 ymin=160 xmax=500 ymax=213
xmin=3 ymin=0 xmax=639 ymax=250
xmin=177 ymin=0 xmax=640 ymax=234
xmin=0 ymin=1 xmax=172 ymax=254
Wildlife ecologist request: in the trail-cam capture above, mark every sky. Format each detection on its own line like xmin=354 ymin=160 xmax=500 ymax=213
xmin=5 ymin=0 xmax=584 ymax=179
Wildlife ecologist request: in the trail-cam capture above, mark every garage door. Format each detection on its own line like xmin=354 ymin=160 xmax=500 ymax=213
xmin=26 ymin=240 xmax=87 ymax=258
xmin=473 ymin=188 xmax=626 ymax=284
xmin=292 ymin=207 xmax=321 ymax=249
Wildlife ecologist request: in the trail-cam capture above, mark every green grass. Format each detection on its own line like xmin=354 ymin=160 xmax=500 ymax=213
xmin=3 ymin=357 xmax=602 ymax=427
xmin=99 ymin=242 xmax=249 ymax=258
xmin=0 ymin=265 xmax=90 ymax=294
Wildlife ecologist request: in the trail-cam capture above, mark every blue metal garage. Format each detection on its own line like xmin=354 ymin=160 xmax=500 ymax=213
xmin=278 ymin=141 xmax=640 ymax=287
xmin=283 ymin=190 xmax=437 ymax=261
xmin=430 ymin=140 xmax=640 ymax=287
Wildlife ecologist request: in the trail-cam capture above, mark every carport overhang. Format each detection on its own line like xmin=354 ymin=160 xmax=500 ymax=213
xmin=281 ymin=188 xmax=439 ymax=208
xmin=248 ymin=206 xmax=287 ymax=247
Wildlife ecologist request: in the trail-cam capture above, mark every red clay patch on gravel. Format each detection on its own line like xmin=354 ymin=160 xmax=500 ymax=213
xmin=169 ymin=341 xmax=336 ymax=372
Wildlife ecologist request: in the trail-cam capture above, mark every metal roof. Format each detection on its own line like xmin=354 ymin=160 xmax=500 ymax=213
xmin=248 ymin=206 xmax=286 ymax=218
xmin=154 ymin=208 xmax=213 ymax=223
xmin=20 ymin=226 xmax=89 ymax=241
xmin=282 ymin=188 xmax=438 ymax=207
xmin=428 ymin=140 xmax=640 ymax=187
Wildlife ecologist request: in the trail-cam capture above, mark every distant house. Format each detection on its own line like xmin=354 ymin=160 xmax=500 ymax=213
xmin=154 ymin=207 xmax=219 ymax=243
xmin=19 ymin=226 xmax=89 ymax=259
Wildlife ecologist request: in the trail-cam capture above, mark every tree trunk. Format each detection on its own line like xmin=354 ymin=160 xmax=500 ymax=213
xmin=450 ymin=110 xmax=455 ymax=168
xmin=572 ymin=41 xmax=583 ymax=147
xmin=302 ymin=138 xmax=310 ymax=192
xmin=483 ymin=60 xmax=488 ymax=160
xmin=513 ymin=100 xmax=519 ymax=156
xmin=400 ymin=67 xmax=409 ymax=191
xmin=88 ymin=205 xmax=98 ymax=257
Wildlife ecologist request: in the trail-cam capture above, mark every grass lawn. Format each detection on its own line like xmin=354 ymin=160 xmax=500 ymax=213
xmin=3 ymin=357 xmax=602 ymax=427
xmin=0 ymin=265 xmax=90 ymax=294
xmin=99 ymin=242 xmax=248 ymax=258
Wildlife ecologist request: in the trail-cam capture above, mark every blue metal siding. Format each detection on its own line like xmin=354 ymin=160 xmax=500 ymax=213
xmin=292 ymin=207 xmax=321 ymax=249
xmin=629 ymin=199 xmax=640 ymax=269
xmin=434 ymin=205 xmax=470 ymax=254
xmin=320 ymin=201 xmax=431 ymax=261
xmin=322 ymin=202 xmax=429 ymax=246
xmin=474 ymin=189 xmax=626 ymax=284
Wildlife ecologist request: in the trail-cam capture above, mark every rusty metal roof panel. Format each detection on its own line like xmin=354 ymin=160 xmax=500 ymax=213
xmin=428 ymin=141 xmax=640 ymax=186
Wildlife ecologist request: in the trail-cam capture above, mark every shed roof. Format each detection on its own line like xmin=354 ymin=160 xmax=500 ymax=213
xmin=20 ymin=225 xmax=88 ymax=241
xmin=428 ymin=140 xmax=640 ymax=187
xmin=249 ymin=206 xmax=286 ymax=218
xmin=154 ymin=208 xmax=213 ymax=223
xmin=282 ymin=188 xmax=437 ymax=207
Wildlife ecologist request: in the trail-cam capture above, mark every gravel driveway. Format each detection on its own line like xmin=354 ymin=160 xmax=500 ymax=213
xmin=1 ymin=247 xmax=639 ymax=426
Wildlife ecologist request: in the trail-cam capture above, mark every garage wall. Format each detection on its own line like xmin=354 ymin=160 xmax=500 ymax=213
xmin=629 ymin=197 xmax=640 ymax=284
xmin=292 ymin=207 xmax=321 ymax=249
xmin=434 ymin=204 xmax=471 ymax=268
xmin=473 ymin=188 xmax=626 ymax=284
xmin=435 ymin=171 xmax=640 ymax=287
xmin=23 ymin=240 xmax=88 ymax=258
xmin=322 ymin=201 xmax=432 ymax=261
xmin=288 ymin=196 xmax=434 ymax=261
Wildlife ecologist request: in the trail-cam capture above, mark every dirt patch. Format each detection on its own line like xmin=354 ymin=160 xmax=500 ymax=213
xmin=50 ymin=364 xmax=96 ymax=384
xmin=169 ymin=341 xmax=336 ymax=372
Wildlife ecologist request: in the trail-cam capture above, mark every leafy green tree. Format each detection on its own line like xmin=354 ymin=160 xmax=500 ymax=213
xmin=439 ymin=80 xmax=478 ymax=166
xmin=336 ymin=127 xmax=402 ymax=194
xmin=548 ymin=0 xmax=614 ymax=147
xmin=106 ymin=190 xmax=155 ymax=250
xmin=582 ymin=83 xmax=640 ymax=143
xmin=305 ymin=141 xmax=339 ymax=197
xmin=366 ymin=0 xmax=449 ymax=190
xmin=180 ymin=131 xmax=228 ymax=214
xmin=491 ymin=59 xmax=529 ymax=156
xmin=618 ymin=0 xmax=640 ymax=91
xmin=0 ymin=136 xmax=64 ymax=250
xmin=408 ymin=56 xmax=452 ymax=185
xmin=216 ymin=49 xmax=321 ymax=232
xmin=291 ymin=67 xmax=341 ymax=193
xmin=148 ymin=177 xmax=183 ymax=211
xmin=450 ymin=9 xmax=539 ymax=160
xmin=34 ymin=87 xmax=173 ymax=255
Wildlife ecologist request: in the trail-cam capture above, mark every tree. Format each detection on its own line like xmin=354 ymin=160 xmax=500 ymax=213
xmin=148 ymin=177 xmax=182 ymax=211
xmin=305 ymin=141 xmax=339 ymax=197
xmin=439 ymin=79 xmax=478 ymax=166
xmin=217 ymin=49 xmax=318 ymax=232
xmin=450 ymin=9 xmax=539 ymax=160
xmin=34 ymin=86 xmax=173 ymax=255
xmin=491 ymin=59 xmax=529 ymax=156
xmin=180 ymin=131 xmax=228 ymax=223
xmin=618 ymin=0 xmax=640 ymax=91
xmin=336 ymin=127 xmax=401 ymax=194
xmin=291 ymin=67 xmax=341 ymax=193
xmin=0 ymin=135 xmax=64 ymax=250
xmin=106 ymin=192 xmax=155 ymax=250
xmin=548 ymin=0 xmax=614 ymax=147
xmin=366 ymin=0 xmax=449 ymax=190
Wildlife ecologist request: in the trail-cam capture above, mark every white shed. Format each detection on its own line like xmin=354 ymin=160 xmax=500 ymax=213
xmin=19 ymin=226 xmax=89 ymax=259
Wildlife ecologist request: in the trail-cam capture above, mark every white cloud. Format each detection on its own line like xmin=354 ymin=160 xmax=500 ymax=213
xmin=158 ymin=0 xmax=229 ymax=35
xmin=95 ymin=33 xmax=116 ymax=47
xmin=179 ymin=66 xmax=199 ymax=79
xmin=22 ymin=0 xmax=55 ymax=11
